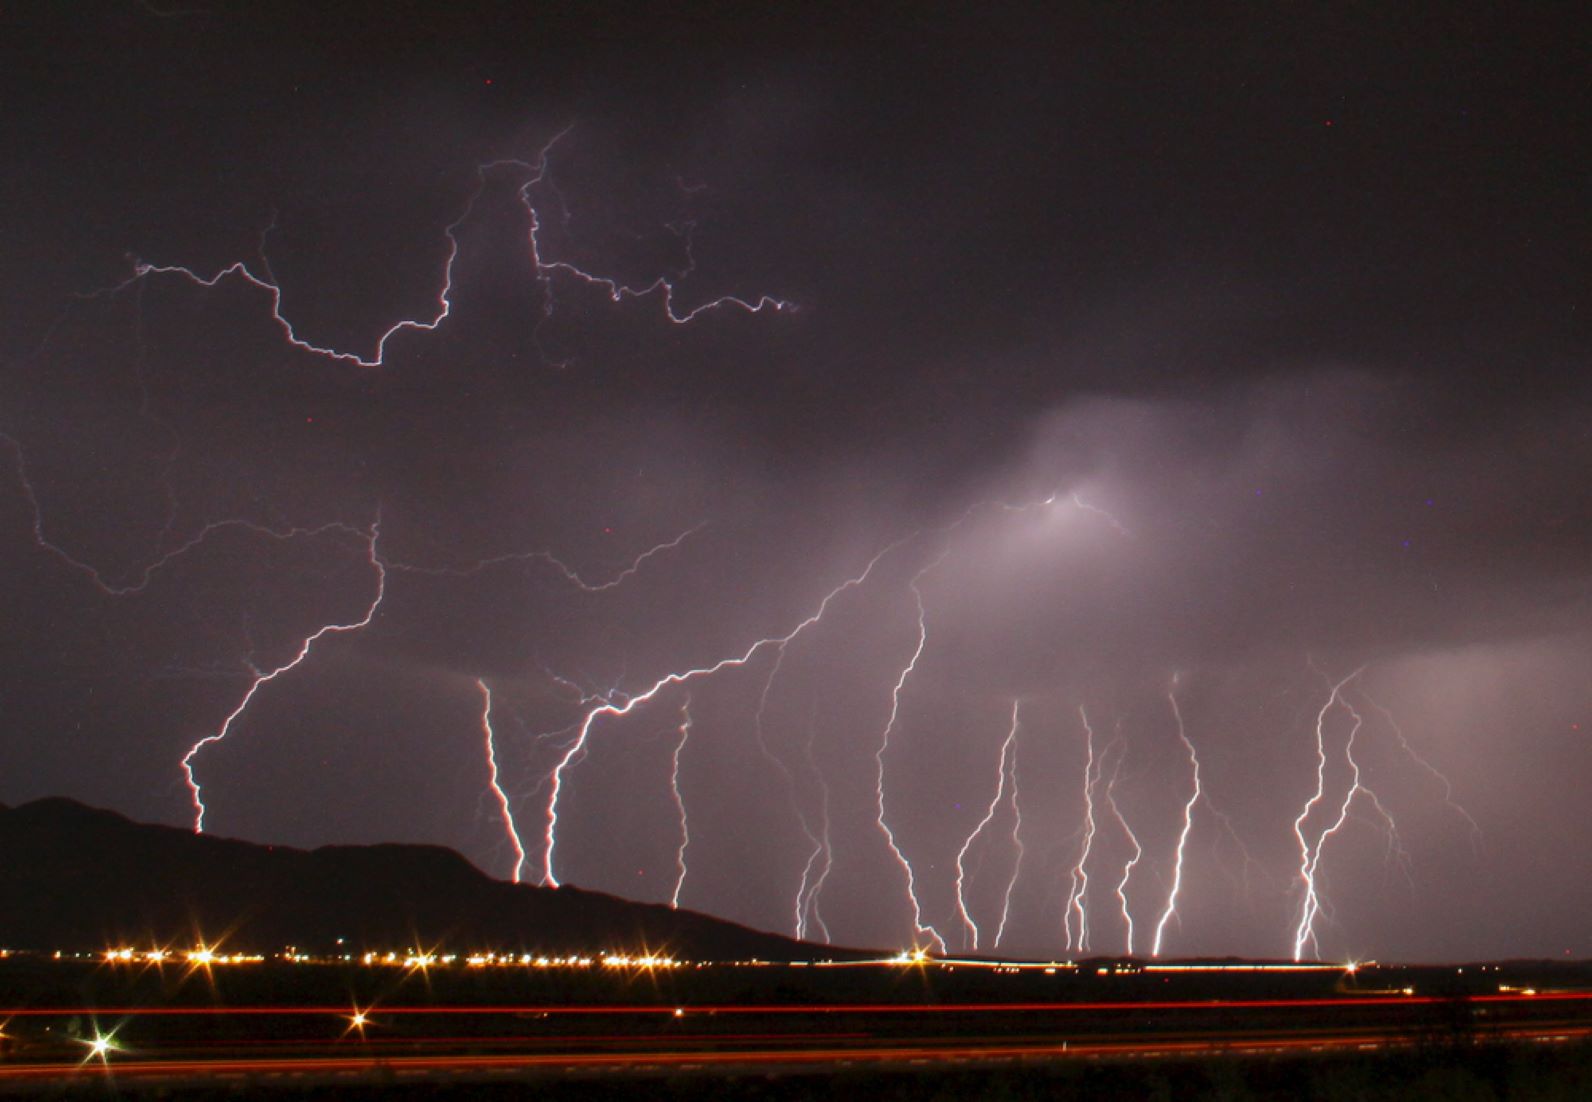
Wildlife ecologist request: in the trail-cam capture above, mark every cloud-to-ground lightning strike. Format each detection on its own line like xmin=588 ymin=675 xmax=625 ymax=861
xmin=1292 ymin=669 xmax=1358 ymax=960
xmin=180 ymin=518 xmax=387 ymax=834
xmin=952 ymin=699 xmax=1022 ymax=951
xmin=668 ymin=696 xmax=694 ymax=908
xmin=749 ymin=645 xmax=827 ymax=939
xmin=110 ymin=130 xmax=789 ymax=371
xmin=872 ymin=559 xmax=950 ymax=954
xmin=1102 ymin=737 xmax=1144 ymax=955
xmin=992 ymin=700 xmax=1026 ymax=950
xmin=1291 ymin=668 xmax=1407 ymax=960
xmin=1151 ymin=676 xmax=1202 ymax=958
xmin=1063 ymin=704 xmax=1104 ymax=953
xmin=540 ymin=534 xmax=917 ymax=889
xmin=795 ymin=701 xmax=834 ymax=943
xmin=476 ymin=677 xmax=527 ymax=883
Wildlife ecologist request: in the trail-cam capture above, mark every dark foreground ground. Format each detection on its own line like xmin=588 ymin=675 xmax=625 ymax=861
xmin=3 ymin=956 xmax=1589 ymax=1098
xmin=5 ymin=1043 xmax=1591 ymax=1101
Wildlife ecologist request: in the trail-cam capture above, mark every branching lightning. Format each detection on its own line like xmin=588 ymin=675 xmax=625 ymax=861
xmin=794 ymin=701 xmax=835 ymax=943
xmin=540 ymin=533 xmax=916 ymax=888
xmin=1362 ymin=691 xmax=1482 ymax=852
xmin=112 ymin=129 xmax=789 ymax=371
xmin=1290 ymin=664 xmax=1411 ymax=960
xmin=750 ymin=645 xmax=826 ymax=939
xmin=1151 ymin=675 xmax=1202 ymax=958
xmin=1063 ymin=704 xmax=1104 ymax=953
xmin=992 ymin=700 xmax=1026 ymax=950
xmin=476 ymin=677 xmax=527 ymax=883
xmin=4 ymin=429 xmax=370 ymax=598
xmin=872 ymin=558 xmax=950 ymax=954
xmin=388 ymin=524 xmax=704 ymax=593
xmin=668 ymin=695 xmax=693 ymax=908
xmin=952 ymin=698 xmax=1022 ymax=951
xmin=1101 ymin=736 xmax=1143 ymax=955
xmin=180 ymin=517 xmax=387 ymax=833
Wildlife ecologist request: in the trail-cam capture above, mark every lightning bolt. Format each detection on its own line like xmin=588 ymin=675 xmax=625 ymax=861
xmin=992 ymin=700 xmax=1026 ymax=950
xmin=872 ymin=559 xmax=949 ymax=954
xmin=114 ymin=129 xmax=789 ymax=371
xmin=795 ymin=701 xmax=834 ymax=943
xmin=1101 ymin=736 xmax=1143 ymax=956
xmin=1291 ymin=668 xmax=1356 ymax=960
xmin=180 ymin=516 xmax=387 ymax=833
xmin=540 ymin=533 xmax=915 ymax=888
xmin=952 ymin=698 xmax=1022 ymax=951
xmin=1291 ymin=668 xmax=1408 ymax=960
xmin=3 ymin=430 xmax=371 ymax=598
xmin=387 ymin=524 xmax=704 ymax=592
xmin=668 ymin=695 xmax=693 ymax=908
xmin=748 ymin=645 xmax=826 ymax=939
xmin=1361 ymin=691 xmax=1482 ymax=852
xmin=1064 ymin=704 xmax=1104 ymax=953
xmin=476 ymin=677 xmax=527 ymax=883
xmin=1151 ymin=675 xmax=1201 ymax=958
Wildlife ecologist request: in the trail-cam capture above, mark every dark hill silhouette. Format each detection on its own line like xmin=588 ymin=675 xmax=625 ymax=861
xmin=0 ymin=798 xmax=863 ymax=961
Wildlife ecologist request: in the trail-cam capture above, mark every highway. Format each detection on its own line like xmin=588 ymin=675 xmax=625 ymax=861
xmin=3 ymin=992 xmax=1589 ymax=1088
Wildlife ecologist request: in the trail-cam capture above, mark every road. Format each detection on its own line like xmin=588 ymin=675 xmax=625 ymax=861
xmin=3 ymin=992 xmax=1588 ymax=1089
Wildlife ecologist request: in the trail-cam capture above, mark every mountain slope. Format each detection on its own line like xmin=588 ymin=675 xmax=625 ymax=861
xmin=0 ymin=798 xmax=854 ymax=960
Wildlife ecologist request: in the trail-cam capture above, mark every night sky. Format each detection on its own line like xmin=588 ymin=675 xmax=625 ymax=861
xmin=2 ymin=3 xmax=1588 ymax=963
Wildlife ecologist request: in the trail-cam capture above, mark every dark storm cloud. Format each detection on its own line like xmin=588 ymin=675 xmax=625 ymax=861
xmin=1 ymin=3 xmax=1587 ymax=961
